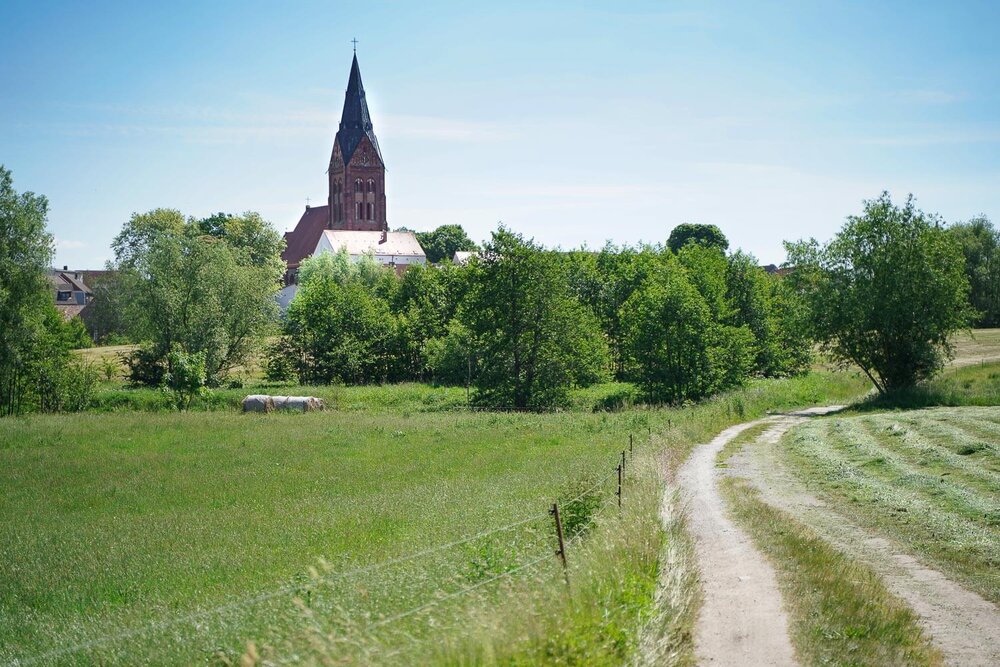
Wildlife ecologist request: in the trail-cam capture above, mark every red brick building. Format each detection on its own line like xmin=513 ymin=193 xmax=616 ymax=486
xmin=282 ymin=53 xmax=421 ymax=286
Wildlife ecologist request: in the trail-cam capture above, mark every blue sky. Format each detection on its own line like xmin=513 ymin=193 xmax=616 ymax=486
xmin=2 ymin=0 xmax=998 ymax=268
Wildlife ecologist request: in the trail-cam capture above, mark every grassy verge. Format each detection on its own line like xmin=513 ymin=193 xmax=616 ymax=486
xmin=782 ymin=407 xmax=1000 ymax=604
xmin=0 ymin=371 xmax=868 ymax=665
xmin=720 ymin=475 xmax=943 ymax=666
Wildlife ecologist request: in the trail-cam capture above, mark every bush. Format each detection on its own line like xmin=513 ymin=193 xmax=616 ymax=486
xmin=123 ymin=344 xmax=168 ymax=387
xmin=36 ymin=358 xmax=99 ymax=413
xmin=163 ymin=346 xmax=207 ymax=411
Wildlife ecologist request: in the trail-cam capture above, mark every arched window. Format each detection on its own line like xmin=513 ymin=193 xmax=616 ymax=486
xmin=357 ymin=202 xmax=363 ymax=219
xmin=355 ymin=179 xmax=362 ymax=193
xmin=367 ymin=202 xmax=373 ymax=219
xmin=367 ymin=179 xmax=375 ymax=194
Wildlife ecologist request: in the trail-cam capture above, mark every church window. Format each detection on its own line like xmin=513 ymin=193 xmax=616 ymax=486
xmin=367 ymin=179 xmax=374 ymax=193
xmin=355 ymin=179 xmax=362 ymax=193
xmin=367 ymin=202 xmax=373 ymax=219
xmin=357 ymin=202 xmax=363 ymax=219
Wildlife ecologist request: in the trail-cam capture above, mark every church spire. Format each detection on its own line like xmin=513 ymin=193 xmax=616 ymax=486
xmin=336 ymin=53 xmax=383 ymax=165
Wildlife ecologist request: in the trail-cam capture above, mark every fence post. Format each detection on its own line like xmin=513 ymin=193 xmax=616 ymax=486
xmin=550 ymin=502 xmax=570 ymax=588
xmin=629 ymin=433 xmax=634 ymax=460
xmin=617 ymin=463 xmax=622 ymax=508
xmin=621 ymin=449 xmax=626 ymax=474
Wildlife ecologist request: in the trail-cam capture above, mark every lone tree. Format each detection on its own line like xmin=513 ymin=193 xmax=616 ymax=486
xmin=667 ymin=223 xmax=729 ymax=254
xmin=785 ymin=192 xmax=973 ymax=393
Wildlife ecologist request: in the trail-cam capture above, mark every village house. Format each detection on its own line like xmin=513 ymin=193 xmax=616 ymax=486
xmin=49 ymin=267 xmax=92 ymax=319
xmin=279 ymin=52 xmax=426 ymax=308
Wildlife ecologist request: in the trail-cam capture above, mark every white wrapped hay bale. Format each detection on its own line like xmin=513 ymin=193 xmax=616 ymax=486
xmin=282 ymin=396 xmax=325 ymax=412
xmin=241 ymin=395 xmax=274 ymax=413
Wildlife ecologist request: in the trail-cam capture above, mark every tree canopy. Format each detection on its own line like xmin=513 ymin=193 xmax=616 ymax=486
xmin=112 ymin=210 xmax=284 ymax=385
xmin=785 ymin=192 xmax=973 ymax=392
xmin=667 ymin=223 xmax=729 ymax=254
xmin=947 ymin=216 xmax=1000 ymax=327
xmin=416 ymin=224 xmax=478 ymax=264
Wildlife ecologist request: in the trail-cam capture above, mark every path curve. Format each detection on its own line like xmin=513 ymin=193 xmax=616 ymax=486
xmin=735 ymin=411 xmax=1000 ymax=667
xmin=676 ymin=407 xmax=840 ymax=666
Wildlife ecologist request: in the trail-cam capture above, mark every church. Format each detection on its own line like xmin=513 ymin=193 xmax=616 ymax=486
xmin=280 ymin=53 xmax=426 ymax=291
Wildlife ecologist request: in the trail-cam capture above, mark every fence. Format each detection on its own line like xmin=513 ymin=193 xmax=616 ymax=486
xmin=12 ymin=433 xmax=642 ymax=666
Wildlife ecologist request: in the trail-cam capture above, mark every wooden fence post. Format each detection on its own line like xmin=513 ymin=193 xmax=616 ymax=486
xmin=550 ymin=502 xmax=569 ymax=587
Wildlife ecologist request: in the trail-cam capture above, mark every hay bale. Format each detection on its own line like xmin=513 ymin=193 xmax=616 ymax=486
xmin=242 ymin=395 xmax=274 ymax=413
xmin=282 ymin=396 xmax=324 ymax=412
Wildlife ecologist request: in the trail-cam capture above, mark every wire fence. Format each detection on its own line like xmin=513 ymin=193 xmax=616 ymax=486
xmin=10 ymin=433 xmax=642 ymax=667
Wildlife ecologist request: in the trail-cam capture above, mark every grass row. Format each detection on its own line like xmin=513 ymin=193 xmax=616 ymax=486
xmin=0 ymin=371 xmax=868 ymax=665
xmin=719 ymin=475 xmax=943 ymax=666
xmin=782 ymin=408 xmax=1000 ymax=604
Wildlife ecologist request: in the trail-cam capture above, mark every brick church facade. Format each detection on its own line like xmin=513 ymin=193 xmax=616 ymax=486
xmin=281 ymin=53 xmax=424 ymax=286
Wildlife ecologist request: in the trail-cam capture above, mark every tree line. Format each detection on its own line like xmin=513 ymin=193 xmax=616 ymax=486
xmin=0 ymin=162 xmax=990 ymax=414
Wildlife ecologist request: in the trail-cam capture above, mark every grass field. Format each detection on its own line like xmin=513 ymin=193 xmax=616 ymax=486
xmin=0 ymin=372 xmax=867 ymax=665
xmin=782 ymin=407 xmax=1000 ymax=604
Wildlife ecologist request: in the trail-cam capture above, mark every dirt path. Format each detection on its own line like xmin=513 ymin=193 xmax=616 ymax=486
xmin=730 ymin=412 xmax=1000 ymax=667
xmin=676 ymin=410 xmax=835 ymax=667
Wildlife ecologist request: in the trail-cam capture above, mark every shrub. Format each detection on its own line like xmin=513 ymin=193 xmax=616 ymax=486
xmin=163 ymin=346 xmax=207 ymax=411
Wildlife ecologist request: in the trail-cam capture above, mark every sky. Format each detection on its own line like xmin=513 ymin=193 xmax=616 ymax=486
xmin=2 ymin=0 xmax=998 ymax=269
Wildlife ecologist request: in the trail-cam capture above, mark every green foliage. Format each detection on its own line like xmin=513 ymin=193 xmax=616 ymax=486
xmin=0 ymin=166 xmax=93 ymax=416
xmin=622 ymin=257 xmax=753 ymax=402
xmin=667 ymin=222 xmax=729 ymax=254
xmin=786 ymin=192 xmax=975 ymax=392
xmin=424 ymin=320 xmax=475 ymax=386
xmin=113 ymin=210 xmax=283 ymax=386
xmin=61 ymin=316 xmax=92 ymax=349
xmin=80 ymin=272 xmax=131 ymax=344
xmin=415 ymin=223 xmax=478 ymax=264
xmin=947 ymin=215 xmax=1000 ymax=327
xmin=462 ymin=228 xmax=610 ymax=409
xmin=726 ymin=251 xmax=811 ymax=376
xmin=285 ymin=274 xmax=397 ymax=385
xmin=163 ymin=345 xmax=207 ymax=411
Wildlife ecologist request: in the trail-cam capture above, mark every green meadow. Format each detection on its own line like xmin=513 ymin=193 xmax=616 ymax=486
xmin=0 ymin=372 xmax=867 ymax=665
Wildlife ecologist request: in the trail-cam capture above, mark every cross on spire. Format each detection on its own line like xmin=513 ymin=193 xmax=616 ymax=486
xmin=351 ymin=38 xmax=358 ymax=53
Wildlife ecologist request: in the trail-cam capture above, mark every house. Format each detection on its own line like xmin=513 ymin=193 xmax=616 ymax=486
xmin=315 ymin=229 xmax=426 ymax=272
xmin=49 ymin=267 xmax=92 ymax=319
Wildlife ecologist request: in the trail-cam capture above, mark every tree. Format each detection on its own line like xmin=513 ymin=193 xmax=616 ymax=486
xmin=0 ymin=166 xmax=95 ymax=415
xmin=416 ymin=224 xmax=478 ymax=264
xmin=785 ymin=193 xmax=973 ymax=393
xmin=113 ymin=211 xmax=283 ymax=385
xmin=462 ymin=228 xmax=609 ymax=409
xmin=725 ymin=251 xmax=811 ymax=376
xmin=947 ymin=216 xmax=1000 ymax=327
xmin=284 ymin=273 xmax=396 ymax=384
xmin=667 ymin=223 xmax=729 ymax=254
xmin=622 ymin=257 xmax=752 ymax=403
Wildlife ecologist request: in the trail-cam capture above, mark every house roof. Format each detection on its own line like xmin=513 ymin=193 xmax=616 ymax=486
xmin=49 ymin=269 xmax=90 ymax=293
xmin=318 ymin=230 xmax=425 ymax=258
xmin=282 ymin=205 xmax=330 ymax=268
xmin=334 ymin=54 xmax=383 ymax=166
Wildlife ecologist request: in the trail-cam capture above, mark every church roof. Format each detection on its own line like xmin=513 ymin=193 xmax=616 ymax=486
xmin=317 ymin=230 xmax=425 ymax=258
xmin=282 ymin=205 xmax=330 ymax=267
xmin=335 ymin=54 xmax=383 ymax=165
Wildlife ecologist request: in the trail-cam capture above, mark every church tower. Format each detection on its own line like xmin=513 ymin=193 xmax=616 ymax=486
xmin=328 ymin=54 xmax=387 ymax=232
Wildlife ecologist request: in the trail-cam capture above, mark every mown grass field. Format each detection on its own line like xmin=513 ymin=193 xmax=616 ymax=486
xmin=718 ymin=427 xmax=942 ymax=666
xmin=0 ymin=372 xmax=867 ymax=665
xmin=782 ymin=407 xmax=1000 ymax=604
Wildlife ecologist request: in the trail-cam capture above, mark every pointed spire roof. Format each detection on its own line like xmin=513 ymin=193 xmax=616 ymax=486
xmin=335 ymin=54 xmax=383 ymax=165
